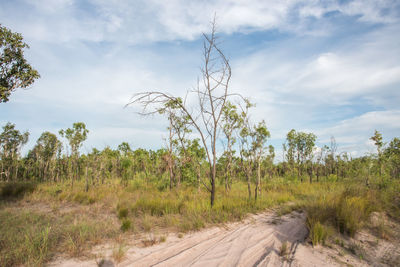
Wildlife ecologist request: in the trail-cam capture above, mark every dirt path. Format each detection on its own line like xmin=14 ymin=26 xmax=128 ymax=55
xmin=50 ymin=211 xmax=368 ymax=267
xmin=120 ymin=212 xmax=308 ymax=267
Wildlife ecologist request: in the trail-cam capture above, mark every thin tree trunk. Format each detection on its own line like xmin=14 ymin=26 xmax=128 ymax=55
xmin=255 ymin=159 xmax=261 ymax=200
xmin=85 ymin=165 xmax=89 ymax=192
xmin=197 ymin=164 xmax=201 ymax=192
xmin=247 ymin=168 xmax=252 ymax=200
xmin=211 ymin=158 xmax=216 ymax=207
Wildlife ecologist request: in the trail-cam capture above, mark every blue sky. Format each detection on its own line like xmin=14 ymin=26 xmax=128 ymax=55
xmin=1 ymin=0 xmax=400 ymax=159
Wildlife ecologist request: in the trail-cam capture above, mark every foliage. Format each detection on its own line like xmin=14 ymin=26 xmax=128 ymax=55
xmin=0 ymin=24 xmax=40 ymax=103
xmin=0 ymin=181 xmax=36 ymax=200
xmin=59 ymin=122 xmax=89 ymax=156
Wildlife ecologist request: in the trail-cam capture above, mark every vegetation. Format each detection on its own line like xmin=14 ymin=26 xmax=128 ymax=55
xmin=1 ymin=22 xmax=399 ymax=266
xmin=0 ymin=24 xmax=40 ymax=103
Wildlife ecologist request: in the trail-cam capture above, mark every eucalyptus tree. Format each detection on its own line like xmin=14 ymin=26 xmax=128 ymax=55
xmin=325 ymin=136 xmax=338 ymax=175
xmin=252 ymin=121 xmax=270 ymax=199
xmin=164 ymin=100 xmax=193 ymax=188
xmin=129 ymin=20 xmax=241 ymax=206
xmin=0 ymin=25 xmax=40 ymax=103
xmin=263 ymin=145 xmax=275 ymax=180
xmin=31 ymin=131 xmax=62 ymax=181
xmin=59 ymin=122 xmax=89 ymax=187
xmin=285 ymin=129 xmax=296 ymax=176
xmin=221 ymin=101 xmax=241 ymax=191
xmin=385 ymin=137 xmax=400 ymax=178
xmin=238 ymin=100 xmax=254 ymax=199
xmin=285 ymin=129 xmax=316 ymax=182
xmin=238 ymin=101 xmax=270 ymax=200
xmin=118 ymin=142 xmax=133 ymax=186
xmin=118 ymin=142 xmax=132 ymax=156
xmin=183 ymin=138 xmax=206 ymax=189
xmin=314 ymin=145 xmax=328 ymax=182
xmin=0 ymin=122 xmax=29 ymax=180
xmin=370 ymin=130 xmax=384 ymax=177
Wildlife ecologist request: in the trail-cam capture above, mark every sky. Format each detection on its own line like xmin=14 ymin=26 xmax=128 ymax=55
xmin=0 ymin=0 xmax=399 ymax=160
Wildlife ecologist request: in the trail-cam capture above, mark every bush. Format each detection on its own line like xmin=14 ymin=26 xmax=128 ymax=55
xmin=120 ymin=219 xmax=131 ymax=232
xmin=0 ymin=182 xmax=36 ymax=200
xmin=72 ymin=192 xmax=95 ymax=204
xmin=117 ymin=207 xmax=129 ymax=219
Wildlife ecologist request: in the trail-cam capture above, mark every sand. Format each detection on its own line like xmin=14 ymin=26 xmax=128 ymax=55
xmin=50 ymin=210 xmax=400 ymax=266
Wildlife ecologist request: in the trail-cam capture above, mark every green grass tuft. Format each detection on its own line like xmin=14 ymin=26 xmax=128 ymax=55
xmin=120 ymin=219 xmax=132 ymax=232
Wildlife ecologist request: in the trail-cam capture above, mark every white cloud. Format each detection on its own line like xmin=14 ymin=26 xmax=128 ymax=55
xmin=1 ymin=0 xmax=398 ymax=45
xmin=232 ymin=23 xmax=400 ymax=107
xmin=318 ymin=110 xmax=400 ymax=141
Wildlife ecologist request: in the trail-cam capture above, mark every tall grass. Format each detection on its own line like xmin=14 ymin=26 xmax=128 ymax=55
xmin=0 ymin=206 xmax=118 ymax=266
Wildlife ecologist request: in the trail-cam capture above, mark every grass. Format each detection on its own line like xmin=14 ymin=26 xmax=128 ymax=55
xmin=1 ymin=176 xmax=399 ymax=266
xmin=279 ymin=241 xmax=289 ymax=260
xmin=307 ymin=219 xmax=330 ymax=246
xmin=0 ymin=205 xmax=118 ymax=266
xmin=120 ymin=219 xmax=132 ymax=232
xmin=112 ymin=243 xmax=127 ymax=263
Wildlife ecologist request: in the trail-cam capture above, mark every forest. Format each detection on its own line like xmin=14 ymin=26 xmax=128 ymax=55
xmin=1 ymin=21 xmax=400 ymax=267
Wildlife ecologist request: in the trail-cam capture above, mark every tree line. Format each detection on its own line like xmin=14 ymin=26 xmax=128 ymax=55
xmin=1 ymin=120 xmax=399 ymax=196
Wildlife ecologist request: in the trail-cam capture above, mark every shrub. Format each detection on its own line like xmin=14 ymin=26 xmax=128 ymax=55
xmin=307 ymin=219 xmax=330 ymax=246
xmin=120 ymin=219 xmax=131 ymax=232
xmin=117 ymin=207 xmax=129 ymax=219
xmin=335 ymin=196 xmax=371 ymax=237
xmin=72 ymin=192 xmax=95 ymax=204
xmin=0 ymin=182 xmax=36 ymax=200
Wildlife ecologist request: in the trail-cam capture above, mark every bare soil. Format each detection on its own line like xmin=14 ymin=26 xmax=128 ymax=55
xmin=49 ymin=210 xmax=400 ymax=267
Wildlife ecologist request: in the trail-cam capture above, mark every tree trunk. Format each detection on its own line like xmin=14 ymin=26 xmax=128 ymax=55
xmin=255 ymin=159 xmax=261 ymax=201
xmin=168 ymin=154 xmax=174 ymax=190
xmin=14 ymin=163 xmax=18 ymax=181
xmin=247 ymin=168 xmax=252 ymax=200
xmin=197 ymin=164 xmax=201 ymax=192
xmin=85 ymin=165 xmax=89 ymax=192
xmin=210 ymin=153 xmax=217 ymax=207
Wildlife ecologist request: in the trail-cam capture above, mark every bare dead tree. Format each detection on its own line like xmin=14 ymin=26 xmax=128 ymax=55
xmin=127 ymin=18 xmax=238 ymax=207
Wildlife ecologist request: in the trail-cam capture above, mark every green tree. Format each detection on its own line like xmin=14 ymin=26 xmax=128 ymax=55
xmin=238 ymin=101 xmax=270 ymax=200
xmin=285 ymin=129 xmax=316 ymax=182
xmin=252 ymin=120 xmax=270 ymax=199
xmin=385 ymin=137 xmax=400 ymax=178
xmin=30 ymin=131 xmax=62 ymax=181
xmin=118 ymin=142 xmax=132 ymax=156
xmin=221 ymin=101 xmax=241 ymax=191
xmin=59 ymin=122 xmax=89 ymax=187
xmin=370 ymin=130 xmax=384 ymax=177
xmin=0 ymin=122 xmax=29 ymax=181
xmin=0 ymin=25 xmax=40 ymax=103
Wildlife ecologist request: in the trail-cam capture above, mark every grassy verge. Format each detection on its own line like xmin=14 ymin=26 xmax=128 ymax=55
xmin=0 ymin=207 xmax=118 ymax=267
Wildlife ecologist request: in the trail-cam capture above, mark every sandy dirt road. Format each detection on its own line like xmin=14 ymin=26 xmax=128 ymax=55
xmin=119 ymin=212 xmax=307 ymax=267
xmin=50 ymin=211 xmax=366 ymax=267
